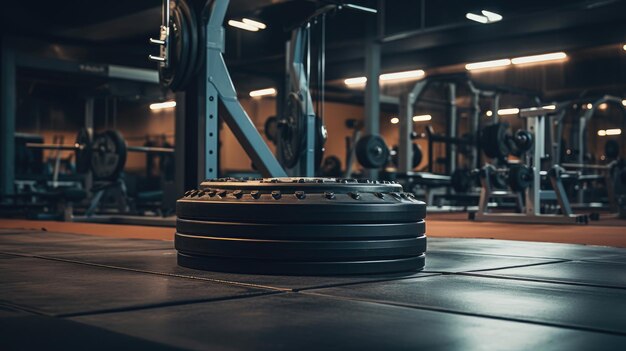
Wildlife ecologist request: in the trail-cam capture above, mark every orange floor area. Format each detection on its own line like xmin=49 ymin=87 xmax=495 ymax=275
xmin=1 ymin=215 xmax=625 ymax=248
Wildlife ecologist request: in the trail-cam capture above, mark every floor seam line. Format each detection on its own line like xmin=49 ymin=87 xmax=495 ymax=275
xmin=298 ymin=291 xmax=626 ymax=337
xmin=455 ymin=272 xmax=626 ymax=290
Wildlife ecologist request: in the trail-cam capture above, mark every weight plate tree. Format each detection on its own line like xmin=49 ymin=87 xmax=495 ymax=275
xmin=176 ymin=177 xmax=427 ymax=275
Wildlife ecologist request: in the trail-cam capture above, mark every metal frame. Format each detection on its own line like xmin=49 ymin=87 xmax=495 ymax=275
xmin=473 ymin=107 xmax=588 ymax=224
xmin=203 ymin=0 xmax=286 ymax=178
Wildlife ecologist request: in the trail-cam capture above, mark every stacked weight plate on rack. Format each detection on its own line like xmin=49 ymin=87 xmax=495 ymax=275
xmin=176 ymin=178 xmax=427 ymax=275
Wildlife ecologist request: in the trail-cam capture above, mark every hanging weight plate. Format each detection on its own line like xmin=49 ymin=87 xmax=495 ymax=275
xmin=74 ymin=128 xmax=92 ymax=173
xmin=279 ymin=92 xmax=306 ymax=169
xmin=91 ymin=130 xmax=127 ymax=180
xmin=316 ymin=116 xmax=327 ymax=170
xmin=391 ymin=143 xmax=422 ymax=169
xmin=264 ymin=116 xmax=278 ymax=143
xmin=481 ymin=123 xmax=510 ymax=159
xmin=355 ymin=134 xmax=390 ymax=169
xmin=512 ymin=130 xmax=534 ymax=156
xmin=176 ymin=177 xmax=427 ymax=275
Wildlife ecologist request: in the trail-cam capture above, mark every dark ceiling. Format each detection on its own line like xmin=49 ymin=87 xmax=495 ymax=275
xmin=2 ymin=0 xmax=626 ymax=101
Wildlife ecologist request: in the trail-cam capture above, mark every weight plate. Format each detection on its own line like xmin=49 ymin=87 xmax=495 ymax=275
xmin=264 ymin=116 xmax=278 ymax=143
xmin=356 ymin=134 xmax=390 ymax=169
xmin=391 ymin=143 xmax=423 ymax=169
xmin=279 ymin=92 xmax=306 ymax=169
xmin=176 ymin=177 xmax=427 ymax=275
xmin=176 ymin=233 xmax=426 ymax=260
xmin=481 ymin=123 xmax=509 ymax=159
xmin=74 ymin=128 xmax=92 ymax=174
xmin=320 ymin=156 xmax=342 ymax=177
xmin=450 ymin=168 xmax=473 ymax=193
xmin=177 ymin=199 xmax=425 ymax=224
xmin=178 ymin=253 xmax=425 ymax=276
xmin=176 ymin=218 xmax=426 ymax=240
xmin=91 ymin=130 xmax=127 ymax=180
xmin=508 ymin=164 xmax=533 ymax=192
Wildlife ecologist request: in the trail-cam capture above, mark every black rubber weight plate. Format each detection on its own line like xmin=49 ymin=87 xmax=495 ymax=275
xmin=175 ymin=233 xmax=426 ymax=261
xmin=177 ymin=253 xmax=426 ymax=276
xmin=176 ymin=219 xmax=426 ymax=240
xmin=176 ymin=201 xmax=426 ymax=224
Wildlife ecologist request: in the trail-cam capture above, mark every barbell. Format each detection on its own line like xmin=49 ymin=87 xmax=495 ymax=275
xmin=25 ymin=129 xmax=174 ymax=180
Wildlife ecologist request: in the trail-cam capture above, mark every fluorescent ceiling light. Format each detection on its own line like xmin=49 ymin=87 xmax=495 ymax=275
xmin=150 ymin=101 xmax=176 ymax=110
xmin=249 ymin=87 xmax=276 ymax=97
xmin=228 ymin=20 xmax=259 ymax=32
xmin=390 ymin=117 xmax=400 ymax=124
xmin=465 ymin=13 xmax=488 ymax=24
xmin=606 ymin=128 xmax=622 ymax=136
xmin=344 ymin=77 xmax=367 ymax=85
xmin=466 ymin=10 xmax=502 ymax=24
xmin=485 ymin=110 xmax=493 ymax=117
xmin=498 ymin=108 xmax=519 ymax=116
xmin=542 ymin=104 xmax=556 ymax=110
xmin=481 ymin=10 xmax=502 ymax=22
xmin=412 ymin=114 xmax=432 ymax=122
xmin=466 ymin=59 xmax=511 ymax=71
xmin=345 ymin=70 xmax=425 ymax=86
xmin=598 ymin=130 xmax=606 ymax=136
xmin=511 ymin=52 xmax=567 ymax=65
xmin=380 ymin=69 xmax=425 ymax=82
xmin=242 ymin=18 xmax=266 ymax=29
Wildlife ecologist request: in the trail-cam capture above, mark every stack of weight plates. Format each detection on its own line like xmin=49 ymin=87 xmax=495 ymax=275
xmin=176 ymin=178 xmax=427 ymax=275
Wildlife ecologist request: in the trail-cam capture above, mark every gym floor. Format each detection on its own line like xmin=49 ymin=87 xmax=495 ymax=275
xmin=1 ymin=218 xmax=625 ymax=350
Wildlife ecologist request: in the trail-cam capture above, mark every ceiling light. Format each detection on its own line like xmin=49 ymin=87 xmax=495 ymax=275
xmin=542 ymin=105 xmax=556 ymax=110
xmin=390 ymin=117 xmax=400 ymax=124
xmin=344 ymin=77 xmax=367 ymax=86
xmin=485 ymin=110 xmax=493 ymax=117
xmin=249 ymin=88 xmax=276 ymax=97
xmin=242 ymin=18 xmax=266 ymax=29
xmin=606 ymin=128 xmax=622 ymax=136
xmin=598 ymin=103 xmax=608 ymax=110
xmin=622 ymin=99 xmax=626 ymax=106
xmin=380 ymin=69 xmax=425 ymax=82
xmin=465 ymin=59 xmax=511 ymax=71
xmin=412 ymin=114 xmax=432 ymax=122
xmin=498 ymin=108 xmax=519 ymax=116
xmin=228 ymin=20 xmax=259 ymax=32
xmin=150 ymin=101 xmax=176 ymax=110
xmin=586 ymin=103 xmax=593 ymax=109
xmin=598 ymin=130 xmax=606 ymax=136
xmin=511 ymin=52 xmax=567 ymax=65
xmin=623 ymin=44 xmax=626 ymax=51
xmin=465 ymin=13 xmax=489 ymax=24
xmin=481 ymin=10 xmax=502 ymax=22
xmin=466 ymin=10 xmax=502 ymax=24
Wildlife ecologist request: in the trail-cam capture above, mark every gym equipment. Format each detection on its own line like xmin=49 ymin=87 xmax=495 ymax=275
xmin=355 ymin=135 xmax=390 ymax=169
xmin=473 ymin=106 xmax=589 ymax=224
xmin=450 ymin=168 xmax=474 ymax=193
xmin=320 ymin=156 xmax=342 ymax=177
xmin=480 ymin=123 xmax=534 ymax=159
xmin=391 ymin=143 xmax=423 ymax=169
xmin=264 ymin=116 xmax=278 ymax=144
xmin=91 ymin=130 xmax=127 ymax=181
xmin=149 ymin=0 xmax=202 ymax=91
xmin=176 ymin=177 xmax=427 ymax=275
xmin=24 ymin=129 xmax=175 ymax=180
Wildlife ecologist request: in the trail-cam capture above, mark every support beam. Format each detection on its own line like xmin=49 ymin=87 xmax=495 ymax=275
xmin=0 ymin=44 xmax=16 ymax=197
